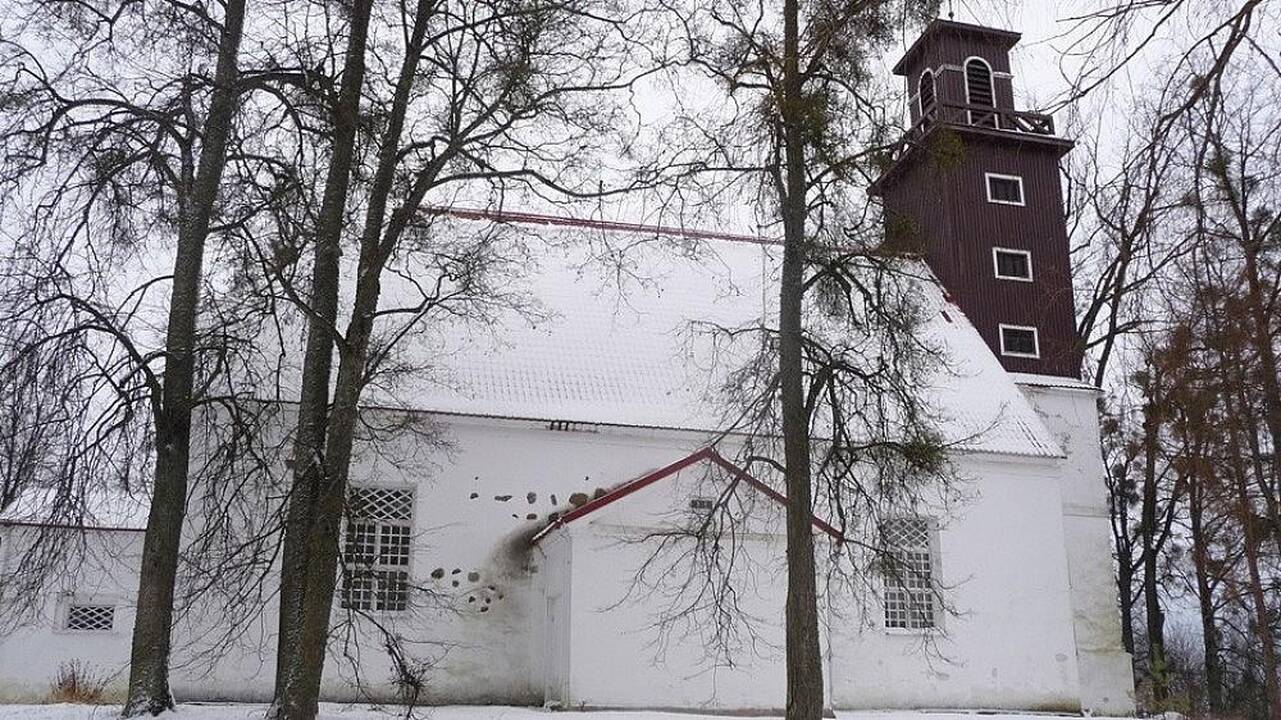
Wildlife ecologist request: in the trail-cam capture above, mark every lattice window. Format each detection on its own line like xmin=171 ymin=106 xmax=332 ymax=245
xmin=881 ymin=517 xmax=936 ymax=631
xmin=342 ymin=487 xmax=413 ymax=612
xmin=65 ymin=604 xmax=115 ymax=632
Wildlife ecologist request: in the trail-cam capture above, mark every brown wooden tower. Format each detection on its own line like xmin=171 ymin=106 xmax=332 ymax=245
xmin=870 ymin=20 xmax=1080 ymax=378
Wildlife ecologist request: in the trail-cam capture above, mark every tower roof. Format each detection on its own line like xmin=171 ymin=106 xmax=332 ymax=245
xmin=892 ymin=19 xmax=1021 ymax=75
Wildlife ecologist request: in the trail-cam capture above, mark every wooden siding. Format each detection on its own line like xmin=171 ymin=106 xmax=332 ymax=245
xmin=901 ymin=21 xmax=1019 ymax=125
xmin=881 ymin=127 xmax=1081 ymax=378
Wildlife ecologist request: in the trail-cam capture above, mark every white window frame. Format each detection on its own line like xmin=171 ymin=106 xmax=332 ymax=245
xmin=964 ymin=56 xmax=996 ymax=126
xmin=341 ymin=485 xmax=415 ymax=614
xmin=999 ymin=324 xmax=1041 ymax=358
xmin=881 ymin=516 xmax=940 ymax=634
xmin=917 ymin=69 xmax=936 ymax=118
xmin=992 ymin=247 xmax=1034 ymax=282
xmin=985 ymin=172 xmax=1025 ymax=206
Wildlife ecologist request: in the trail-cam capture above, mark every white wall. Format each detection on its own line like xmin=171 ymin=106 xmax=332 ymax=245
xmin=0 ymin=526 xmax=141 ymax=702
xmin=0 ymin=411 xmax=715 ymax=705
xmin=536 ymin=445 xmax=1092 ymax=713
xmin=535 ymin=531 xmax=572 ymax=707
xmin=1017 ymin=378 xmax=1137 ymax=716
xmin=549 ymin=458 xmax=810 ymax=712
xmin=0 ymin=404 xmax=1132 ymax=713
xmin=827 ymin=453 xmax=1082 ymax=712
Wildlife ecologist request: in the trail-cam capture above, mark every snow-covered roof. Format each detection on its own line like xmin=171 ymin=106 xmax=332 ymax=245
xmin=0 ymin=485 xmax=149 ymax=531
xmin=357 ymin=219 xmax=1063 ymax=459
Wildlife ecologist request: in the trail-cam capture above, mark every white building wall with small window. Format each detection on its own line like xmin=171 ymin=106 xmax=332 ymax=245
xmin=528 ymin=440 xmax=1093 ymax=713
xmin=0 ymin=526 xmax=142 ymax=701
xmin=0 ymin=408 xmax=1126 ymax=713
xmin=827 ymin=452 xmax=1082 ymax=712
xmin=0 ymin=235 xmax=1133 ymax=714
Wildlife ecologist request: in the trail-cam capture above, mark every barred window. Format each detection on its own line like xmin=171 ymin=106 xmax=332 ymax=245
xmin=342 ymin=487 xmax=414 ymax=612
xmin=881 ymin=517 xmax=936 ymax=631
xmin=66 ymin=604 xmax=115 ymax=632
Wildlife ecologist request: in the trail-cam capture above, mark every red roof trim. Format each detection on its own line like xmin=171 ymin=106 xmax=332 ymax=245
xmin=530 ymin=447 xmax=844 ymax=544
xmin=425 ymin=206 xmax=781 ymax=246
xmin=703 ymin=452 xmax=845 ymax=541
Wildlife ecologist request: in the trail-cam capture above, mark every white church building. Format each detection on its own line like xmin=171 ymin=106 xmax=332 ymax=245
xmin=0 ymin=19 xmax=1136 ymax=716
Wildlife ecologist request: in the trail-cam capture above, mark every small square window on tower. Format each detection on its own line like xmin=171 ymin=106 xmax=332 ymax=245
xmin=985 ymin=173 xmax=1025 ymax=206
xmin=999 ymin=324 xmax=1040 ymax=358
xmin=992 ymin=248 xmax=1033 ymax=281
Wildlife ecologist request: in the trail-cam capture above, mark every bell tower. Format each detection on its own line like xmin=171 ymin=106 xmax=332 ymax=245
xmin=870 ymin=19 xmax=1079 ymax=378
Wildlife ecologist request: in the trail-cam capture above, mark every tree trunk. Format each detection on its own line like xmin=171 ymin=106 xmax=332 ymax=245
xmin=281 ymin=280 xmax=380 ymax=720
xmin=1239 ymin=245 xmax=1281 ymax=552
xmin=270 ymin=0 xmax=376 ymax=710
xmin=1228 ymin=448 xmax=1281 ymax=720
xmin=122 ymin=2 xmax=246 ymax=714
xmin=1115 ymin=550 xmax=1136 ymax=657
xmin=274 ymin=2 xmax=431 ymax=716
xmin=1187 ymin=474 xmax=1224 ymax=713
xmin=778 ymin=0 xmax=823 ymax=716
xmin=1139 ymin=393 xmax=1167 ymax=704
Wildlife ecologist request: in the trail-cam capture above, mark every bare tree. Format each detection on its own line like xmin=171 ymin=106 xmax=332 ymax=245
xmin=266 ymin=0 xmax=665 ymax=716
xmin=270 ymin=0 xmax=378 ymax=711
xmin=120 ymin=0 xmax=250 ymax=712
xmin=0 ymin=0 xmax=319 ymax=712
xmin=617 ymin=3 xmax=977 ymax=718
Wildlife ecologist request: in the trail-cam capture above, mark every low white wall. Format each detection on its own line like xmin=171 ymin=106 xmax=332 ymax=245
xmin=553 ymin=475 xmax=811 ymax=713
xmin=0 ymin=412 xmax=711 ymax=705
xmin=538 ymin=447 xmax=1088 ymax=713
xmin=0 ymin=527 xmax=141 ymax=702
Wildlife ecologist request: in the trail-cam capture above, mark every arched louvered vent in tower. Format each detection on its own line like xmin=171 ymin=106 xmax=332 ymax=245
xmin=918 ymin=70 xmax=936 ymax=121
xmin=965 ymin=58 xmax=997 ymax=128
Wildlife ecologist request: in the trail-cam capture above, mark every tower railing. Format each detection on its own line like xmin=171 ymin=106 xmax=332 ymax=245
xmin=909 ymin=101 xmax=1055 ymax=142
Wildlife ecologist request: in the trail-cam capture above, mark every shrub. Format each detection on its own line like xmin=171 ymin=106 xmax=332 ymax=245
xmin=47 ymin=660 xmax=107 ymax=704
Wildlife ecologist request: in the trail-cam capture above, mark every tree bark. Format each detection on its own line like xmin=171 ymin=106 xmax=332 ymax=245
xmin=1138 ymin=390 xmax=1168 ymax=705
xmin=1115 ymin=549 xmax=1136 ymax=657
xmin=274 ymin=1 xmax=431 ymax=716
xmin=778 ymin=0 xmax=824 ymax=716
xmin=1239 ymin=243 xmax=1281 ymax=552
xmin=1225 ymin=433 xmax=1281 ymax=720
xmin=270 ymin=0 xmax=376 ymax=711
xmin=1186 ymin=473 xmax=1224 ymax=713
xmin=122 ymin=2 xmax=246 ymax=714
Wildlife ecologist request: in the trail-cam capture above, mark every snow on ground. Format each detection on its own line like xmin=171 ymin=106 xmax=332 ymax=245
xmin=0 ymin=704 xmax=1085 ymax=720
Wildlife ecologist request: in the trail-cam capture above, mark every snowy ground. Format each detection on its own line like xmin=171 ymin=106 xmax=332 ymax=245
xmin=0 ymin=705 xmax=1086 ymax=720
